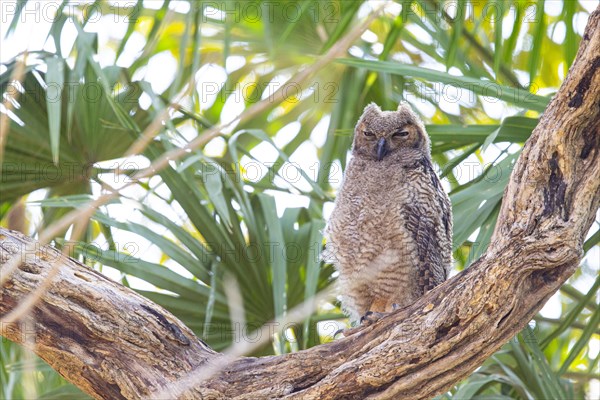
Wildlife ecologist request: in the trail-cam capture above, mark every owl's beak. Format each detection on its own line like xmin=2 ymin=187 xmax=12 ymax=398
xmin=376 ymin=137 xmax=388 ymax=161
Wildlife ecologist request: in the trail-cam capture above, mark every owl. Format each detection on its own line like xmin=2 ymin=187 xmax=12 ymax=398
xmin=325 ymin=102 xmax=453 ymax=324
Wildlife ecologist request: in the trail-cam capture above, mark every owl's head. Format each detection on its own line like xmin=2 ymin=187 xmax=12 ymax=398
xmin=352 ymin=102 xmax=431 ymax=162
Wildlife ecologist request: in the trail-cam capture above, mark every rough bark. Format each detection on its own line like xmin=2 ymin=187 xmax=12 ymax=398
xmin=1 ymin=6 xmax=599 ymax=400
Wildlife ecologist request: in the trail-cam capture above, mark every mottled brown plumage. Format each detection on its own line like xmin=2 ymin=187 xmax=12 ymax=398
xmin=325 ymin=102 xmax=453 ymax=323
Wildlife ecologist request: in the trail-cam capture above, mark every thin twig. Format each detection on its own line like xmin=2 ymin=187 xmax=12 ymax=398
xmin=0 ymin=54 xmax=27 ymax=173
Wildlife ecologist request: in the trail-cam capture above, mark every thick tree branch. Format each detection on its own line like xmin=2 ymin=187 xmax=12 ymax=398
xmin=1 ymin=6 xmax=600 ymax=400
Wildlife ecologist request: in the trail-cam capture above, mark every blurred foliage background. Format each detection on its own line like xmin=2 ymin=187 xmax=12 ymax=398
xmin=0 ymin=0 xmax=598 ymax=399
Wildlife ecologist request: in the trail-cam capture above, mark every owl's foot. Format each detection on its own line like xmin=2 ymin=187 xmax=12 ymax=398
xmin=334 ymin=312 xmax=383 ymax=338
xmin=360 ymin=310 xmax=387 ymax=326
xmin=339 ymin=311 xmax=387 ymax=336
xmin=335 ymin=309 xmax=400 ymax=338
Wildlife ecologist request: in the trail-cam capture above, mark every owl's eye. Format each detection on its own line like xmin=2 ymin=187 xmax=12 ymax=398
xmin=393 ymin=130 xmax=409 ymax=138
xmin=363 ymin=131 xmax=375 ymax=137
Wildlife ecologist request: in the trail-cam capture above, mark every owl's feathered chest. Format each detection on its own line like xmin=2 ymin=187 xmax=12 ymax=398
xmin=327 ymin=157 xmax=434 ymax=250
xmin=336 ymin=159 xmax=425 ymax=215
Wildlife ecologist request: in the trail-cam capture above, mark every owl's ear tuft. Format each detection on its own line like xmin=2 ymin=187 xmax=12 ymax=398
xmin=397 ymin=101 xmax=413 ymax=112
xmin=397 ymin=101 xmax=421 ymax=124
xmin=361 ymin=103 xmax=381 ymax=119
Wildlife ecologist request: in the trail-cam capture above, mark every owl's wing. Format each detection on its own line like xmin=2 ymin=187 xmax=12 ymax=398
xmin=404 ymin=158 xmax=453 ymax=294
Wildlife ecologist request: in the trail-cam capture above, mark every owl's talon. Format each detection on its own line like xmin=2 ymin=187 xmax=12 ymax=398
xmin=360 ymin=310 xmax=386 ymax=325
xmin=359 ymin=313 xmax=369 ymax=325
xmin=333 ymin=326 xmax=361 ymax=337
xmin=392 ymin=303 xmax=401 ymax=311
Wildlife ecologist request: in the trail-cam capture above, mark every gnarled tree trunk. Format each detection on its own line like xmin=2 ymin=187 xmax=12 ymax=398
xmin=1 ymin=6 xmax=599 ymax=400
